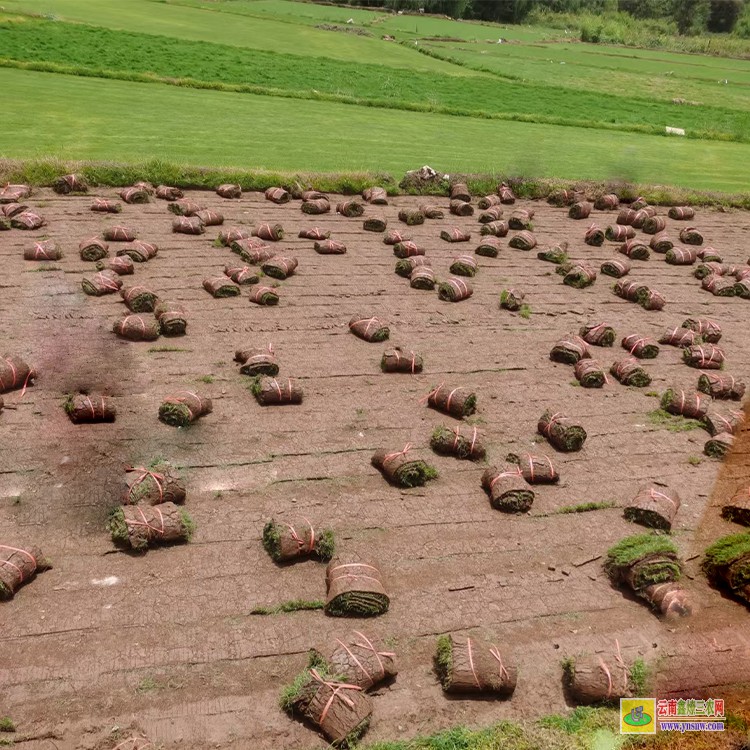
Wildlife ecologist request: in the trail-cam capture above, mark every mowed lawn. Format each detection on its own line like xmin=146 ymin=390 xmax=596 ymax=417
xmin=3 ymin=68 xmax=750 ymax=192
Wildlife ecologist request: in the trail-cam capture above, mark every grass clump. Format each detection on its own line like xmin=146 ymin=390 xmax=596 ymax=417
xmin=519 ymin=304 xmax=532 ymax=319
xmin=196 ymin=375 xmax=214 ymax=384
xmin=434 ymin=635 xmax=453 ymax=690
xmin=158 ymin=402 xmax=192 ymax=428
xmin=629 ymin=658 xmax=650 ymax=697
xmin=0 ymin=719 xmax=15 ymax=733
xmin=688 ymin=456 xmax=702 ymax=466
xmin=647 ymin=408 xmax=702 ymax=432
xmin=147 ymin=346 xmax=190 ymax=353
xmin=262 ymin=520 xmax=335 ymax=562
xmin=251 ymin=599 xmax=325 ymax=616
xmin=557 ymin=501 xmax=615 ymax=514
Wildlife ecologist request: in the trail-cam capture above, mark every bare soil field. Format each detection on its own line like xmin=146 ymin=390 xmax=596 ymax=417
xmin=1 ymin=186 xmax=749 ymax=749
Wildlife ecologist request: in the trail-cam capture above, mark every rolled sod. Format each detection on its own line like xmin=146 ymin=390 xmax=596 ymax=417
xmin=481 ymin=466 xmax=534 ymax=512
xmin=117 ymin=240 xmax=157 ymax=262
xmin=381 ymin=347 xmax=423 ymax=374
xmin=123 ymin=461 xmax=186 ymax=506
xmin=24 ymin=240 xmax=60 ymax=261
xmin=195 ymin=209 xmax=224 ymax=227
xmin=425 ymin=383 xmax=476 ymax=418
xmin=154 ymin=301 xmax=187 ymax=336
xmin=476 ymin=237 xmax=503 ymax=258
xmin=450 ymin=199 xmax=473 ymax=217
xmin=624 ymin=486 xmax=680 ymax=531
xmin=393 ymin=241 xmax=424 ymax=258
xmin=440 ymin=227 xmax=471 ymax=243
xmin=394 ymin=256 xmax=429 ymax=277
xmin=82 ymin=271 xmax=122 ymax=296
xmin=694 ymin=262 xmax=726 ymax=280
xmin=537 ymin=241 xmax=568 ymax=264
xmin=430 ymin=424 xmax=485 ymax=460
xmin=585 ymin=224 xmax=604 ymax=246
xmin=438 ymin=278 xmax=473 ymax=302
xmin=384 ymin=229 xmax=409 ymax=245
xmin=508 ymin=208 xmax=534 ymax=230
xmin=91 ymin=198 xmax=121 ymax=213
xmin=363 ymin=217 xmax=387 ymax=232
xmin=158 ymin=391 xmax=212 ymax=427
xmin=538 ymin=411 xmax=586 ymax=452
xmin=398 ymin=209 xmax=424 ymax=226
xmin=113 ymin=315 xmax=160 ymax=341
xmin=683 ymin=344 xmax=725 ymax=369
xmin=450 ymin=255 xmax=478 ymax=277
xmin=600 ymin=258 xmax=631 ymax=278
xmin=650 ymin=232 xmax=673 ymax=253
xmin=480 ymin=220 xmax=509 ymax=237
xmin=325 ymin=559 xmax=390 ymax=617
xmin=0 ymin=544 xmax=51 ymax=600
xmin=669 ymin=206 xmax=695 ymax=220
xmin=363 ymin=186 xmax=388 ymax=204
xmin=511 ymin=452 xmax=559 ymax=483
xmin=639 ymin=288 xmax=666 ymax=311
xmin=478 ymin=194 xmax=502 ymax=209
xmin=680 ymin=227 xmax=704 ymax=245
xmin=610 ymin=358 xmax=651 ymax=387
xmin=108 ymin=502 xmax=195 ymax=551
xmin=479 ymin=205 xmax=504 ymax=223
xmin=121 ymin=286 xmax=158 ymax=313
xmin=225 ymin=265 xmax=260 ymax=285
xmin=315 ymin=239 xmax=347 ymax=255
xmin=595 ymin=193 xmax=619 ymax=210
xmin=435 ymin=634 xmax=517 ymax=697
xmin=499 ymin=288 xmax=524 ymax=311
xmin=64 ymin=393 xmax=116 ymax=423
xmin=11 ymin=211 xmax=45 ymax=230
xmin=659 ymin=327 xmax=701 ymax=348
xmin=550 ymin=336 xmax=591 ymax=365
xmin=632 ymin=207 xmax=656 ymax=227
xmin=316 ymin=630 xmax=397 ymax=689
xmin=168 ymin=199 xmax=203 ymax=216
xmin=236 ymin=346 xmax=278 ymax=377
xmin=574 ymin=358 xmax=606 ymax=388
xmin=735 ymin=279 xmax=750 ymax=298
xmin=614 ymin=279 xmax=647 ymax=302
xmin=569 ymin=201 xmax=593 ymax=219
xmin=252 ymin=377 xmax=303 ymax=405
xmin=563 ymin=650 xmax=641 ymax=705
xmin=54 ymin=173 xmax=88 ymax=194
xmin=564 ymin=263 xmax=597 ymax=289
xmin=547 ymin=189 xmax=581 ymax=207
xmin=2 ymin=201 xmax=29 ymax=217
xmin=722 ymin=488 xmax=750 ymax=526
xmin=619 ymin=239 xmax=649 ymax=260
xmin=617 ymin=208 xmax=637 ymax=225
xmin=248 ymin=286 xmax=279 ymax=305
xmin=702 ymin=534 xmax=750 ymax=605
xmin=99 ymin=255 xmax=134 ymax=275
xmin=118 ymin=186 xmax=149 ymax=204
xmin=262 ymin=256 xmax=298 ymax=280
xmin=172 ymin=216 xmax=205 ymax=235
xmin=697 ymin=372 xmax=745 ymax=400
xmin=701 ymin=273 xmax=734 ymax=294
xmin=682 ymin=318 xmax=721 ymax=343
xmin=0 ymin=215 xmax=9 ymax=230
xmin=605 ymin=533 xmax=681 ymax=592
xmin=498 ymin=184 xmax=515 ymax=203
xmin=666 ymin=247 xmax=697 ymax=265
xmin=450 ymin=182 xmax=471 ymax=202
xmin=155 ymin=185 xmax=183 ymax=200
xmin=621 ymin=334 xmax=659 ymax=359
xmin=703 ymin=410 xmax=743 ymax=437
xmin=203 ymin=277 xmax=241 ymax=298
xmin=417 ymin=203 xmax=443 ymax=219
xmin=349 ymin=315 xmax=389 ymax=342
xmin=217 ymin=183 xmax=242 ymax=199
xmin=643 ymin=216 xmax=666 ymax=235
xmin=253 ymin=223 xmax=284 ymax=241
xmin=698 ymin=246 xmax=722 ymax=262
xmin=299 ymin=227 xmax=330 ymax=240
xmin=79 ymin=237 xmax=109 ymax=262
xmin=264 ymin=186 xmax=289 ymax=204
xmin=263 ymin=518 xmax=334 ymax=562
xmin=0 ymin=183 xmax=31 ymax=202
xmin=605 ymin=225 xmax=635 ymax=242
xmin=661 ymin=388 xmax=709 ymax=419
xmin=410 ymin=266 xmax=436 ymax=290
xmin=579 ymin=322 xmax=616 ymax=347
xmin=299 ymin=189 xmax=327 ymax=201
xmin=705 ymin=432 xmax=734 ymax=459
xmin=337 ymin=200 xmax=364 ymax=218
xmin=371 ymin=446 xmax=437 ymax=488
xmin=508 ymin=230 xmax=536 ymax=250
xmin=301 ymin=198 xmax=331 ymax=215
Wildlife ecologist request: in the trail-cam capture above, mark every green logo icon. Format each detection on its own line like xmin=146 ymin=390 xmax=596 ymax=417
xmin=623 ymin=706 xmax=652 ymax=727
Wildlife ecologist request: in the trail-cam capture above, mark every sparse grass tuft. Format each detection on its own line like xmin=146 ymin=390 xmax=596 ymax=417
xmin=196 ymin=375 xmax=214 ymax=384
xmin=519 ymin=304 xmax=532 ymax=319
xmin=647 ymin=408 xmax=702 ymax=432
xmin=557 ymin=501 xmax=615 ymax=514
xmin=136 ymin=676 xmax=158 ymax=694
xmin=629 ymin=658 xmax=650 ymax=697
xmin=250 ymin=599 xmax=325 ymax=616
xmin=0 ymin=719 xmax=14 ymax=733
xmin=688 ymin=456 xmax=702 ymax=466
xmin=434 ymin=635 xmax=453 ymax=690
xmin=147 ymin=346 xmax=191 ymax=353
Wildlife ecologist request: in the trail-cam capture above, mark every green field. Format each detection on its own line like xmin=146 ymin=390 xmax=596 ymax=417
xmin=1 ymin=0 xmax=749 ymax=195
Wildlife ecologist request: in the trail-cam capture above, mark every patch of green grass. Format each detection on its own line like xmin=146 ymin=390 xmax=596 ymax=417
xmin=196 ymin=375 xmax=214 ymax=384
xmin=644 ymin=390 xmax=660 ymax=397
xmin=147 ymin=346 xmax=191 ymax=353
xmin=556 ymin=501 xmax=616 ymax=514
xmin=250 ymin=599 xmax=325 ymax=616
xmin=647 ymin=408 xmax=703 ymax=432
xmin=537 ymin=706 xmax=615 ymax=734
xmin=0 ymin=719 xmax=15 ymax=733
xmin=136 ymin=676 xmax=158 ymax=694
xmin=519 ymin=304 xmax=532 ymax=319
xmin=688 ymin=456 xmax=702 ymax=466
xmin=606 ymin=533 xmax=677 ymax=571
xmin=629 ymin=658 xmax=650 ymax=697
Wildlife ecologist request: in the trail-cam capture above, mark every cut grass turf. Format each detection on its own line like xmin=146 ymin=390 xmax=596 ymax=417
xmin=647 ymin=408 xmax=703 ymax=432
xmin=250 ymin=599 xmax=325 ymax=615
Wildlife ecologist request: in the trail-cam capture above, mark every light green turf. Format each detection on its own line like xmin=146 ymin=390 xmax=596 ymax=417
xmin=3 ymin=67 xmax=750 ymax=192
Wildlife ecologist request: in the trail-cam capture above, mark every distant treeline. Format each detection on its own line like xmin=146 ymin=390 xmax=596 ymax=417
xmin=330 ymin=0 xmax=748 ymax=34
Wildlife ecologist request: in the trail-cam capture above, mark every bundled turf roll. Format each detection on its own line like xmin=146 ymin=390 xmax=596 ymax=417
xmin=621 ymin=334 xmax=659 ymax=359
xmin=450 ymin=182 xmax=471 ymax=202
xmin=54 ymin=173 xmax=88 ymax=194
xmin=430 ymin=424 xmax=485 ymax=460
xmin=569 ymin=201 xmax=593 ymax=220
xmin=25 ymin=240 xmax=61 ymax=261
xmin=682 ymin=317 xmax=721 ymax=343
xmin=550 ymin=336 xmax=591 ymax=365
xmin=639 ymin=288 xmax=666 ymax=311
xmin=2 ymin=202 xmax=28 ymax=218
xmin=683 ymin=344 xmax=725 ymax=369
xmin=698 ymin=372 xmax=745 ymax=400
xmin=538 ymin=411 xmax=586 ymax=452
xmin=680 ymin=227 xmax=703 ymax=245
xmin=349 ymin=315 xmax=389 ymax=342
xmin=435 ymin=634 xmax=517 ymax=697
xmin=610 ymin=357 xmax=651 ymax=387
xmin=619 ymin=239 xmax=649 ymax=260
xmin=564 ymin=263 xmax=597 ymax=289
xmin=82 ymin=270 xmax=123 ymax=296
xmin=263 ymin=186 xmax=290 ymax=204
xmin=234 ymin=240 xmax=275 ymax=263
xmin=225 ymin=265 xmax=260 ymax=285
xmin=425 ymin=383 xmax=476 ymax=418
xmin=698 ymin=246 xmax=722 ymax=262
xmin=218 ymin=227 xmax=250 ymax=246
xmin=548 ymin=189 xmax=581 ymax=207
xmin=537 ymin=241 xmax=568 ymax=264
xmin=203 ymin=276 xmax=241 ymax=297
xmin=658 ymin=326 xmax=700 ymax=348
xmin=300 ymin=189 xmax=327 ymax=201
xmin=735 ymin=278 xmax=750 ymax=298
xmin=632 ymin=208 xmax=655 ymax=229
xmin=601 ymin=257 xmax=631 ymax=278
xmin=481 ymin=466 xmax=534 ymax=512
xmin=301 ymin=198 xmax=331 ymax=215
xmin=642 ymin=216 xmax=666 ymax=235
xmin=371 ymin=445 xmax=437 ymax=488
xmin=91 ymin=198 xmax=121 ymax=213
xmin=585 ymin=224 xmax=605 ymax=246
xmin=248 ymin=285 xmax=279 ymax=305
xmin=118 ymin=187 xmax=149 ymax=204
xmin=614 ymin=279 xmax=647 ymax=302
xmin=153 ymin=301 xmax=187 ymax=336
xmin=168 ymin=199 xmax=203 ymax=216
xmin=113 ymin=315 xmax=160 ymax=341
xmin=363 ymin=186 xmax=388 ymax=204
xmin=117 ymin=240 xmax=157 ymax=262
xmin=410 ymin=266 xmax=436 ymax=290
xmin=318 ymin=631 xmax=397 ymax=689
xmin=252 ymin=376 xmax=303 ymax=405
xmin=109 ymin=502 xmax=195 ymax=551
xmin=563 ymin=648 xmax=646 ymax=705
xmin=497 ymin=183 xmax=515 ymax=204
xmin=438 ymin=277 xmax=473 ymax=302
xmin=476 ymin=237 xmax=504 ymax=258
xmin=478 ymin=194 xmax=502 ymax=210
xmin=580 ymin=322 xmax=616 ymax=347
xmin=617 ymin=208 xmax=637 ymax=225
xmin=315 ymin=239 xmax=347 ymax=255
xmin=155 ymin=185 xmax=183 ymax=200
xmin=605 ymin=533 xmax=682 ymax=595
xmin=195 ymin=210 xmax=224 ymax=227
xmin=625 ymin=487 xmax=680 ymax=531
xmin=263 ymin=518 xmax=334 ymax=562
xmin=669 ymin=206 xmax=695 ymax=220
xmin=694 ymin=262 xmax=726 ymax=280
xmin=64 ymin=393 xmax=116 ymax=423
xmin=79 ymin=237 xmax=109 ymax=261
xmin=574 ymin=358 xmax=606 ymax=388
xmin=480 ymin=220 xmax=509 ymax=237
xmin=99 ymin=255 xmax=134 ymax=275
xmin=325 ymin=559 xmax=389 ymax=617
xmin=500 ymin=288 xmax=525 ymax=311
xmin=124 ymin=462 xmax=185 ymax=506
xmin=11 ymin=211 xmax=45 ymax=230
xmin=450 ymin=200 xmax=473 ymax=217
xmin=0 ymin=544 xmax=51 ymax=600
xmin=337 ymin=200 xmax=364 ymax=218
xmin=173 ymin=216 xmax=205 ymax=235
xmin=0 ymin=355 xmax=36 ymax=394
xmin=666 ymin=247 xmax=697 ymax=266
xmin=722 ymin=488 xmax=750 ymax=526
xmin=595 ymin=193 xmax=619 ymax=210
xmin=705 ymin=432 xmax=734 ymax=458
xmin=381 ymin=347 xmax=423 ymax=374
xmin=395 ymin=256 xmax=430 ymax=277
xmin=661 ymin=388 xmax=709 ymax=419
xmin=384 ymin=229 xmax=409 ymax=245
xmin=0 ymin=183 xmax=31 ymax=202
xmin=605 ymin=224 xmax=635 ymax=242
xmin=450 ymin=255 xmax=478 ymax=277
xmin=417 ymin=202 xmax=443 ymax=219
xmin=299 ymin=227 xmax=330 ymax=240
xmin=508 ymin=209 xmax=534 ymax=230
xmin=650 ymin=232 xmax=673 ymax=253
xmin=440 ymin=227 xmax=471 ymax=243
xmin=121 ymin=286 xmax=158 ymax=313
xmin=508 ymin=231 xmax=536 ymax=250
xmin=363 ymin=217 xmax=387 ymax=232
xmin=235 ymin=345 xmax=278 ymax=376
xmin=703 ymin=410 xmax=743 ymax=437
xmin=253 ymin=223 xmax=284 ymax=241
xmin=103 ymin=226 xmax=136 ymax=242
xmin=702 ymin=534 xmax=750 ymax=605
xmin=262 ymin=256 xmax=298 ymax=280
xmin=158 ymin=391 xmax=212 ymax=427
xmin=217 ymin=183 xmax=242 ymax=199
xmin=510 ymin=453 xmax=559 ymax=484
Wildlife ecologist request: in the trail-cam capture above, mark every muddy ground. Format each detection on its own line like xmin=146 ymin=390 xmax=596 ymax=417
xmin=0 ymin=188 xmax=749 ymax=749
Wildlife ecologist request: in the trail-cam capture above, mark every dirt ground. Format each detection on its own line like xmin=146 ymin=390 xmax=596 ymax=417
xmin=1 ymin=187 xmax=749 ymax=749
